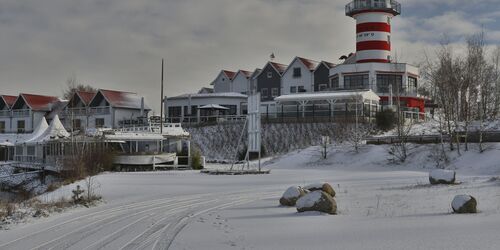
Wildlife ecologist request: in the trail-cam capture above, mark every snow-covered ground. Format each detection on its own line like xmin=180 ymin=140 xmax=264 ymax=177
xmin=1 ymin=144 xmax=499 ymax=249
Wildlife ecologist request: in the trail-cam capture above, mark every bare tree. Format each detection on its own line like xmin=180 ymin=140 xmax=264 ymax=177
xmin=63 ymin=75 xmax=97 ymax=100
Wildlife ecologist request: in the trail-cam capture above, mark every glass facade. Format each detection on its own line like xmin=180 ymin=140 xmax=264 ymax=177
xmin=344 ymin=74 xmax=369 ymax=89
xmin=376 ymin=74 xmax=403 ymax=93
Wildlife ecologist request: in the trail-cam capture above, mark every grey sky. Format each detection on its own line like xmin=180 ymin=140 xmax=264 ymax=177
xmin=1 ymin=0 xmax=499 ymax=113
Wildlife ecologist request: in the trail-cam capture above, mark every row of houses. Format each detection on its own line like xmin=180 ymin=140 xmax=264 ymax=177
xmin=0 ymin=89 xmax=150 ymax=134
xmin=165 ymin=55 xmax=423 ymax=124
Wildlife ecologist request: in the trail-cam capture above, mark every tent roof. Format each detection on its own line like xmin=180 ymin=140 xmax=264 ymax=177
xmin=198 ymin=104 xmax=230 ymax=110
xmin=25 ymin=115 xmax=69 ymax=144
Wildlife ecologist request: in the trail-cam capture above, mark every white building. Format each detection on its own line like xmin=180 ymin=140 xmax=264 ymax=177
xmin=10 ymin=93 xmax=61 ymax=133
xmin=211 ymin=70 xmax=236 ymax=93
xmin=0 ymin=95 xmax=17 ymax=133
xmin=166 ymin=92 xmax=248 ymax=124
xmin=281 ymin=57 xmax=319 ymax=95
xmin=231 ymin=70 xmax=253 ymax=94
xmin=86 ymin=89 xmax=151 ymax=129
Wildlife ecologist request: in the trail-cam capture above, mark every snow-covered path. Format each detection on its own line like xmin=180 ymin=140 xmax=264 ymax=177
xmin=1 ymin=144 xmax=500 ymax=250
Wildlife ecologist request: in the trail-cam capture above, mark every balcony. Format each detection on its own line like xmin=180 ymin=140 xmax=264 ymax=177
xmin=0 ymin=110 xmax=10 ymax=117
xmin=90 ymin=106 xmax=111 ymax=115
xmin=346 ymin=0 xmax=401 ymax=17
xmin=63 ymin=107 xmax=88 ymax=116
xmin=12 ymin=109 xmax=30 ymax=117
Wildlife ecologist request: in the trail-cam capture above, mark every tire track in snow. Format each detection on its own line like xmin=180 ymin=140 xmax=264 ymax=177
xmin=0 ymin=194 xmax=206 ymax=249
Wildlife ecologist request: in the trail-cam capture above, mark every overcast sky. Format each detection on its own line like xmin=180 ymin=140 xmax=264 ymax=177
xmin=1 ymin=0 xmax=499 ymax=113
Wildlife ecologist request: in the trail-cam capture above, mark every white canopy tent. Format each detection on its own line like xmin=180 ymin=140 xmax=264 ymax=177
xmin=25 ymin=115 xmax=69 ymax=144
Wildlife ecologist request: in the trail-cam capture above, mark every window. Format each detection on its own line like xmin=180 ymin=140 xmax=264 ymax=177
xmin=408 ymin=77 xmax=418 ymax=94
xmin=72 ymin=119 xmax=81 ymax=130
xmin=221 ymin=105 xmax=237 ymax=115
xmin=267 ymin=72 xmax=273 ymax=78
xmin=290 ymin=86 xmax=297 ymax=93
xmin=0 ymin=121 xmax=5 ymax=133
xmin=330 ymin=76 xmax=339 ymax=89
xmin=17 ymin=120 xmax=25 ymax=133
xmin=319 ymin=84 xmax=328 ymax=91
xmin=271 ymin=88 xmax=279 ymax=97
xmin=344 ymin=74 xmax=369 ymax=89
xmin=261 ymin=88 xmax=268 ymax=98
xmin=95 ymin=118 xmax=105 ymax=128
xmin=191 ymin=106 xmax=198 ymax=116
xmin=298 ymin=86 xmax=306 ymax=92
xmin=376 ymin=74 xmax=403 ymax=93
xmin=293 ymin=67 xmax=302 ymax=78
xmin=387 ymin=35 xmax=391 ymax=43
xmin=168 ymin=106 xmax=182 ymax=117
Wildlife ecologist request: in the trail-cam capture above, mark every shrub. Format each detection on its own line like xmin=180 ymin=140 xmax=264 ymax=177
xmin=191 ymin=144 xmax=204 ymax=170
xmin=376 ymin=109 xmax=396 ymax=131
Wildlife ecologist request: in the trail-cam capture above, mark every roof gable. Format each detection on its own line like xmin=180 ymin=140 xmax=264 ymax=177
xmin=222 ymin=70 xmax=237 ymax=80
xmin=77 ymin=91 xmax=96 ymax=105
xmin=90 ymin=89 xmax=150 ymax=110
xmin=0 ymin=95 xmax=17 ymax=110
xmin=315 ymin=61 xmax=336 ymax=71
xmin=283 ymin=57 xmax=320 ymax=76
xmin=256 ymin=62 xmax=288 ymax=78
xmin=13 ymin=93 xmax=59 ymax=111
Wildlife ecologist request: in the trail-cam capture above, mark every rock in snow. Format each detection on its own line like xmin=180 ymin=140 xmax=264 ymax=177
xmin=296 ymin=191 xmax=337 ymax=215
xmin=280 ymin=186 xmax=306 ymax=206
xmin=304 ymin=182 xmax=336 ymax=197
xmin=452 ymin=195 xmax=477 ymax=214
xmin=429 ymin=169 xmax=456 ymax=185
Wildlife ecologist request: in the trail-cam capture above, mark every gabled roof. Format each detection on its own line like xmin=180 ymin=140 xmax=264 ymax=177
xmin=77 ymin=91 xmax=97 ymax=105
xmin=283 ymin=57 xmax=320 ymax=76
xmin=233 ymin=70 xmax=253 ymax=80
xmin=255 ymin=62 xmax=288 ymax=78
xmin=297 ymin=57 xmax=320 ymax=71
xmin=222 ymin=70 xmax=237 ymax=80
xmin=90 ymin=89 xmax=151 ymax=110
xmin=269 ymin=62 xmax=288 ymax=74
xmin=1 ymin=95 xmax=17 ymax=108
xmin=319 ymin=61 xmax=336 ymax=69
xmin=13 ymin=93 xmax=60 ymax=111
xmin=210 ymin=70 xmax=237 ymax=86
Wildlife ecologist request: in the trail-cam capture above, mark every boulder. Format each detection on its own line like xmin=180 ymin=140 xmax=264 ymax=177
xmin=304 ymin=182 xmax=336 ymax=197
xmin=279 ymin=186 xmax=306 ymax=206
xmin=452 ymin=195 xmax=477 ymax=214
xmin=296 ymin=191 xmax=337 ymax=215
xmin=429 ymin=169 xmax=456 ymax=185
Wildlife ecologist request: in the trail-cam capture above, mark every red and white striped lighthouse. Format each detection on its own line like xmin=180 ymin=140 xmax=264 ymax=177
xmin=346 ymin=0 xmax=401 ymax=63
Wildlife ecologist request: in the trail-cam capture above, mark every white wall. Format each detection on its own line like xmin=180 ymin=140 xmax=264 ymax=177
xmin=113 ymin=108 xmax=145 ymax=128
xmin=231 ymin=73 xmax=250 ymax=94
xmin=213 ymin=73 xmax=231 ymax=93
xmin=281 ymin=59 xmax=314 ymax=95
xmin=329 ymin=62 xmax=419 ymax=96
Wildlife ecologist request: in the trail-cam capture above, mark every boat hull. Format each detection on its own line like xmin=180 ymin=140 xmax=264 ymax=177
xmin=114 ymin=153 xmax=176 ymax=166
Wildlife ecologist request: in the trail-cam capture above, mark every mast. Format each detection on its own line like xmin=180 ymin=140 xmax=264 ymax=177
xmin=160 ymin=58 xmax=164 ymax=134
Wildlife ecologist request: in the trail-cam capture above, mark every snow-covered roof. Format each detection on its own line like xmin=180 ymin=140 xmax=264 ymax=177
xmin=91 ymin=89 xmax=151 ymax=110
xmin=275 ymin=90 xmax=380 ymax=103
xmin=168 ymin=92 xmax=247 ymax=100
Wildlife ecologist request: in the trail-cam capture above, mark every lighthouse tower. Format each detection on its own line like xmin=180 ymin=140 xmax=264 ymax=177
xmin=329 ymin=0 xmax=426 ymax=114
xmin=345 ymin=0 xmax=401 ymax=63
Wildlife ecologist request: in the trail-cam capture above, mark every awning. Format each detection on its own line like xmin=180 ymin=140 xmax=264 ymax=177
xmin=275 ymin=90 xmax=380 ymax=103
xmin=198 ymin=104 xmax=230 ymax=110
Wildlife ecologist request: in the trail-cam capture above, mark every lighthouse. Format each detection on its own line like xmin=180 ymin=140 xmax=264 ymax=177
xmin=346 ymin=0 xmax=401 ymax=63
xmin=328 ymin=0 xmax=426 ymax=114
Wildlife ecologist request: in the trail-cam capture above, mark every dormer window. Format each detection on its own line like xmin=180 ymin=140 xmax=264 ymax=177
xmin=293 ymin=68 xmax=302 ymax=78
